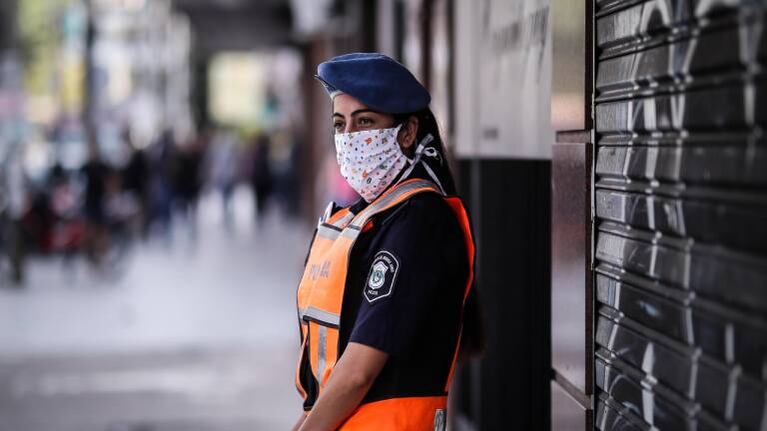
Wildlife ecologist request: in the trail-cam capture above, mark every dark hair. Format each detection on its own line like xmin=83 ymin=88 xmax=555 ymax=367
xmin=394 ymin=108 xmax=457 ymax=195
xmin=396 ymin=108 xmax=484 ymax=360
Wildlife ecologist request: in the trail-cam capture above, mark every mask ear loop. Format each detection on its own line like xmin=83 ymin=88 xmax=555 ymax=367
xmin=398 ymin=133 xmax=447 ymax=195
xmin=420 ymin=154 xmax=446 ymax=196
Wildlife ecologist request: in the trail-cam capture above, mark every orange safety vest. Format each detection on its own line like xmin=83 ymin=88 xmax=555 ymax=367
xmin=295 ymin=178 xmax=475 ymax=430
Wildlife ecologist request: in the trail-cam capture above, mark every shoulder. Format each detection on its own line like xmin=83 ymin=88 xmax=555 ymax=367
xmin=373 ymin=191 xmax=461 ymax=244
xmin=382 ymin=191 xmax=452 ymax=224
xmin=406 ymin=190 xmax=452 ymax=212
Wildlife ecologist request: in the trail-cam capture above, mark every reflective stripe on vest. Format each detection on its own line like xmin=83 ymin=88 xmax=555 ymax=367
xmin=295 ymin=178 xmax=475 ymax=428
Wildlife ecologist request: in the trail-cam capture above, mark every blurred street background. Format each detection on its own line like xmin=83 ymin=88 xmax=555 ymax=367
xmin=0 ymin=190 xmax=307 ymax=430
xmin=0 ymin=0 xmax=323 ymax=429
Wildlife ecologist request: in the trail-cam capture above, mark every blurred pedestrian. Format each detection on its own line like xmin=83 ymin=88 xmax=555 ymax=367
xmin=2 ymin=141 xmax=29 ymax=285
xmin=284 ymin=133 xmax=302 ymax=217
xmin=121 ymin=130 xmax=150 ymax=238
xmin=173 ymin=134 xmax=204 ymax=239
xmin=147 ymin=130 xmax=175 ymax=241
xmin=49 ymin=164 xmax=83 ymax=274
xmin=208 ymin=129 xmax=239 ymax=227
xmin=81 ymin=136 xmax=109 ymax=267
xmin=250 ymin=133 xmax=273 ymax=224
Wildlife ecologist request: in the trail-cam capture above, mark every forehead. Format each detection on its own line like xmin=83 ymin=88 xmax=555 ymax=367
xmin=332 ymin=93 xmax=371 ymax=114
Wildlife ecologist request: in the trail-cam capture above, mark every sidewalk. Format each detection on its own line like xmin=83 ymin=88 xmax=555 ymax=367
xmin=0 ymin=189 xmax=309 ymax=430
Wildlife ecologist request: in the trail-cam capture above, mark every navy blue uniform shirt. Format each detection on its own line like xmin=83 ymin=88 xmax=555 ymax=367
xmin=342 ymin=169 xmax=468 ymax=404
xmin=299 ymin=167 xmax=469 ymax=409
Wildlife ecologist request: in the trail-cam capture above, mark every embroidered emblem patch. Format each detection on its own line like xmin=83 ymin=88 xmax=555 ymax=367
xmin=364 ymin=251 xmax=399 ymax=303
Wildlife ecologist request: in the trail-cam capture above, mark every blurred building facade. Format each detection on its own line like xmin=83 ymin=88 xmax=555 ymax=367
xmin=0 ymin=0 xmax=193 ymax=174
xmin=87 ymin=0 xmax=194 ymax=152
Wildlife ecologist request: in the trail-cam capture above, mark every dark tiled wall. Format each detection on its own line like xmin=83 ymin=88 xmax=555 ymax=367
xmin=454 ymin=158 xmax=551 ymax=430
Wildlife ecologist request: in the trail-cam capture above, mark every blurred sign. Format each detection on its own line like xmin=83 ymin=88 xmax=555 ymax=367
xmin=208 ymin=53 xmax=266 ymax=127
xmin=479 ymin=0 xmax=552 ymax=159
xmin=455 ymin=0 xmax=553 ymax=159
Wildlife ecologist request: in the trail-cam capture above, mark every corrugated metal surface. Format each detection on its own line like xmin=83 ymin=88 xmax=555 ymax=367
xmin=593 ymin=1 xmax=767 ymax=429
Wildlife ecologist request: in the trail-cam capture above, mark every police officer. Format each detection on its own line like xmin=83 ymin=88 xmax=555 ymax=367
xmin=294 ymin=53 xmax=479 ymax=431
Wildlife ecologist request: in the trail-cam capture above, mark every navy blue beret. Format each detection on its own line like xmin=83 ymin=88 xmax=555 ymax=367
xmin=316 ymin=52 xmax=431 ymax=114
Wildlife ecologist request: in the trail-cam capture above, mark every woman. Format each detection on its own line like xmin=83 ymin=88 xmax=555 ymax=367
xmin=294 ymin=53 xmax=480 ymax=431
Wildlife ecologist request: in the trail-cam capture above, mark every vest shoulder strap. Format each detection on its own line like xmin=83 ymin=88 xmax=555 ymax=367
xmin=348 ymin=179 xmax=443 ymax=230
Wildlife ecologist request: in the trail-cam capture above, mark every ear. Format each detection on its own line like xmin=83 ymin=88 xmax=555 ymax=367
xmin=397 ymin=116 xmax=419 ymax=152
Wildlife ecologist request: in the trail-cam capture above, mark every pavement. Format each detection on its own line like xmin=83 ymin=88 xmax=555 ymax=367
xmin=0 ymin=188 xmax=309 ymax=431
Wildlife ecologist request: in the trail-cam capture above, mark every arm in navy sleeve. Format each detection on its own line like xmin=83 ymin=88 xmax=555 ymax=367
xmin=349 ymin=194 xmax=466 ymax=357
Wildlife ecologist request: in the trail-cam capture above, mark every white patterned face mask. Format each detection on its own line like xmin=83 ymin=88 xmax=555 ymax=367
xmin=334 ymin=125 xmax=408 ymax=202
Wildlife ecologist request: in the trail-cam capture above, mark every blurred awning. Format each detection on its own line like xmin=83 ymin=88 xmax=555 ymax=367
xmin=171 ymin=0 xmax=294 ymax=56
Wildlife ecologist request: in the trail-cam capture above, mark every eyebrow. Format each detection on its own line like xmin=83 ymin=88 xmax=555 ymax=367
xmin=332 ymin=109 xmax=378 ymax=118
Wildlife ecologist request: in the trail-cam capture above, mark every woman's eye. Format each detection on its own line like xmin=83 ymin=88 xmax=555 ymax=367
xmin=333 ymin=122 xmax=344 ymax=132
xmin=358 ymin=118 xmax=373 ymax=126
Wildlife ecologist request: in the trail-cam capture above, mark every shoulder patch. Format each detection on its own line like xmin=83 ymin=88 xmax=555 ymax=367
xmin=364 ymin=250 xmax=400 ymax=303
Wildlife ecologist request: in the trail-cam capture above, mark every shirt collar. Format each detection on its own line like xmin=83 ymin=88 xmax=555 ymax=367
xmin=348 ymin=163 xmax=430 ymax=215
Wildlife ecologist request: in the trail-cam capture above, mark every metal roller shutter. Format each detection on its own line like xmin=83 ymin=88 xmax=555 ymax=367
xmin=593 ymin=1 xmax=767 ymax=430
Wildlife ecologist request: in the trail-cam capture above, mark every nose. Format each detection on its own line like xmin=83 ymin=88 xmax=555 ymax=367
xmin=342 ymin=123 xmax=358 ymax=134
